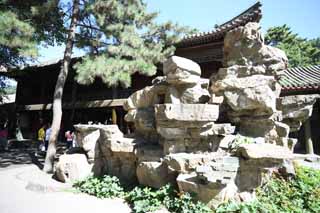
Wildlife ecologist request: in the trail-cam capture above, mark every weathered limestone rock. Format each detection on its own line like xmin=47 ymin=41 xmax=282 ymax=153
xmin=237 ymin=115 xmax=291 ymax=144
xmin=98 ymin=125 xmax=141 ymax=184
xmin=177 ymin=173 xmax=225 ymax=203
xmin=161 ymin=137 xmax=218 ymax=154
xmin=177 ymin=156 xmax=240 ymax=203
xmin=163 ymin=56 xmax=201 ymax=85
xmin=124 ymin=84 xmax=167 ymax=141
xmin=223 ymin=22 xmax=288 ymax=73
xmin=155 ymin=104 xmax=219 ymax=124
xmin=74 ymin=124 xmax=106 ymax=175
xmin=218 ymin=135 xmax=237 ymax=150
xmin=277 ymin=95 xmax=319 ymax=132
xmin=237 ymin=143 xmax=293 ymax=160
xmin=237 ymin=157 xmax=295 ymax=191
xmin=136 ymin=161 xmax=175 ymax=188
xmin=164 ymin=80 xmax=210 ymax=105
xmin=164 ymin=153 xmax=215 ymax=173
xmin=212 ymin=75 xmax=280 ymax=117
xmin=213 ymin=182 xmax=240 ymax=205
xmin=81 ymin=130 xmax=100 ymax=161
xmin=163 ymin=56 xmax=210 ymax=104
xmin=135 ymin=145 xmax=164 ymax=162
xmin=154 ymin=103 xmax=221 ymax=153
xmin=200 ymin=123 xmax=235 ymax=137
xmin=210 ymin=22 xmax=289 ymax=144
xmin=124 ymin=85 xmax=167 ymax=112
xmin=55 ymin=154 xmax=91 ymax=183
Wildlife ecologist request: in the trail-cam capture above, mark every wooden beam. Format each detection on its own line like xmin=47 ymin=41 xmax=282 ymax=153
xmin=16 ymin=98 xmax=127 ymax=111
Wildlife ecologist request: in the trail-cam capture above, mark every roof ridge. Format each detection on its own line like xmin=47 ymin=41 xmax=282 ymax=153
xmin=217 ymin=1 xmax=262 ymax=30
xmin=177 ymin=1 xmax=262 ymax=47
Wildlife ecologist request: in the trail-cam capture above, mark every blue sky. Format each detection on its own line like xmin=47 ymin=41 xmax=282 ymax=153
xmin=39 ymin=0 xmax=320 ymax=62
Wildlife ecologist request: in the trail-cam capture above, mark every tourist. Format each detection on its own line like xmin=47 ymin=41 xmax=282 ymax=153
xmin=0 ymin=125 xmax=8 ymax=151
xmin=37 ymin=124 xmax=46 ymax=152
xmin=45 ymin=124 xmax=52 ymax=151
xmin=72 ymin=131 xmax=78 ymax=148
xmin=64 ymin=130 xmax=73 ymax=149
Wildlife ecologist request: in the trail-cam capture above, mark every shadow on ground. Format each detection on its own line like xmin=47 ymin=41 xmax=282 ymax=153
xmin=0 ymin=141 xmax=68 ymax=170
xmin=0 ymin=148 xmax=44 ymax=170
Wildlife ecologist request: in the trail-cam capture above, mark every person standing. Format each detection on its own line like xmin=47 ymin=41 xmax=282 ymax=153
xmin=0 ymin=125 xmax=8 ymax=151
xmin=37 ymin=124 xmax=46 ymax=152
xmin=64 ymin=130 xmax=73 ymax=149
xmin=45 ymin=124 xmax=52 ymax=151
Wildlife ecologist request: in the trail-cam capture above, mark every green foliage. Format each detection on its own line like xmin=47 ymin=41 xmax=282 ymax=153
xmin=265 ymin=25 xmax=320 ymax=67
xmin=0 ymin=0 xmax=64 ymax=67
xmin=74 ymin=0 xmax=194 ymax=87
xmin=3 ymin=85 xmax=16 ymax=95
xmin=73 ymin=175 xmax=125 ymax=199
xmin=126 ymin=186 xmax=168 ymax=213
xmin=0 ymin=10 xmax=37 ymax=66
xmin=0 ymin=76 xmax=15 ymax=103
xmin=74 ymin=176 xmax=211 ymax=213
xmin=216 ymin=166 xmax=320 ymax=212
xmin=126 ymin=184 xmax=211 ymax=213
xmin=126 ymin=184 xmax=212 ymax=213
xmin=216 ymin=200 xmax=263 ymax=213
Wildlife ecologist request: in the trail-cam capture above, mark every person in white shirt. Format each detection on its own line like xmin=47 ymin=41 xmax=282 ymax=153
xmin=45 ymin=125 xmax=52 ymax=151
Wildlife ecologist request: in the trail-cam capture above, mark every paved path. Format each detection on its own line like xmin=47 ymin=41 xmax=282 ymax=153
xmin=0 ymin=149 xmax=131 ymax=213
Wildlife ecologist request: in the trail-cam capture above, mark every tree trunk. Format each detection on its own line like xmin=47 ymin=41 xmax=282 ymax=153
xmin=69 ymin=79 xmax=78 ymax=124
xmin=43 ymin=0 xmax=80 ymax=173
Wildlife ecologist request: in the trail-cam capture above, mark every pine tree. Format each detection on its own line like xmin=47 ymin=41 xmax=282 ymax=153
xmin=265 ymin=25 xmax=320 ymax=67
xmin=74 ymin=0 xmax=192 ymax=87
xmin=0 ymin=0 xmax=64 ymax=67
xmin=43 ymin=0 xmax=193 ymax=172
xmin=0 ymin=0 xmax=64 ymax=102
xmin=43 ymin=0 xmax=80 ymax=173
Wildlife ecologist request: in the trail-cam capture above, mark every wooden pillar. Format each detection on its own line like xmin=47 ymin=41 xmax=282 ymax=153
xmin=111 ymin=86 xmax=117 ymax=125
xmin=304 ymin=118 xmax=314 ymax=154
xmin=112 ymin=108 xmax=117 ymax=124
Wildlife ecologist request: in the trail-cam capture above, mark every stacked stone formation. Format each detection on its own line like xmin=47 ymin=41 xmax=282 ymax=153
xmin=55 ymin=32 xmax=318 ymax=207
xmin=55 ymin=51 xmax=297 ymax=208
xmin=53 ymin=22 xmax=320 ymax=209
xmin=124 ymin=55 xmax=233 ymax=154
xmin=210 ymin=22 xmax=292 ymax=146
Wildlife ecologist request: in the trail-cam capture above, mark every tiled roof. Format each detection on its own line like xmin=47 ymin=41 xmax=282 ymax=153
xmin=279 ymin=65 xmax=320 ymax=92
xmin=176 ymin=1 xmax=262 ymax=48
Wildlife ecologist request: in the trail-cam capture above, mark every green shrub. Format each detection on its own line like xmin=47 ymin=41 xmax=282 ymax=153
xmin=216 ymin=166 xmax=320 ymax=213
xmin=73 ymin=166 xmax=320 ymax=212
xmin=74 ymin=177 xmax=211 ymax=213
xmin=164 ymin=192 xmax=212 ymax=213
xmin=126 ymin=184 xmax=212 ymax=213
xmin=73 ymin=175 xmax=125 ymax=199
xmin=126 ymin=186 xmax=167 ymax=213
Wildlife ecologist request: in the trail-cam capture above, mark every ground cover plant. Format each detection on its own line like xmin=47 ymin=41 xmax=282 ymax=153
xmin=74 ymin=165 xmax=320 ymax=213
xmin=74 ymin=176 xmax=211 ymax=213
xmin=216 ymin=166 xmax=320 ymax=213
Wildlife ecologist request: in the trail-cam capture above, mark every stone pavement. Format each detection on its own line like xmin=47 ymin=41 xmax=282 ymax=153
xmin=0 ymin=148 xmax=131 ymax=213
